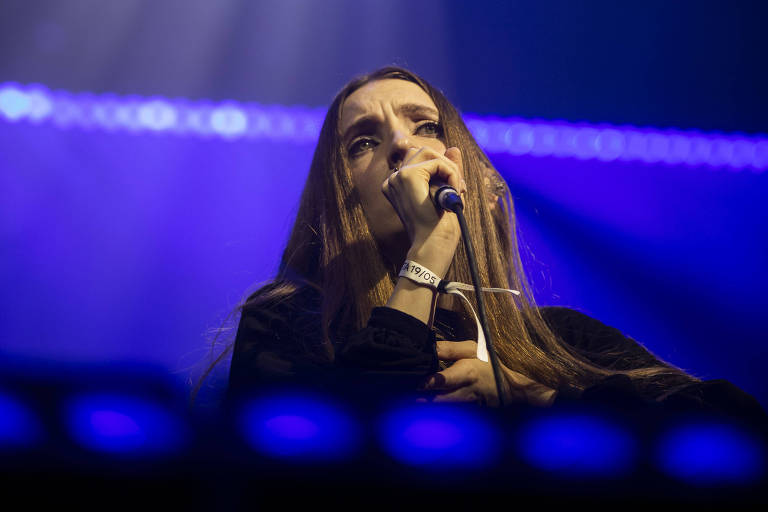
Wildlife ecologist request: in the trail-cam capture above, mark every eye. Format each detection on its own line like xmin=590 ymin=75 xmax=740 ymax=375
xmin=415 ymin=121 xmax=442 ymax=137
xmin=348 ymin=137 xmax=378 ymax=157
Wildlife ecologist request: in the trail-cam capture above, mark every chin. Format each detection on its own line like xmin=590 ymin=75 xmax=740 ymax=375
xmin=372 ymin=227 xmax=410 ymax=265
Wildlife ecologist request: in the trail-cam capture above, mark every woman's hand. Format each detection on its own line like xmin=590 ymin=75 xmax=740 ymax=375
xmin=381 ymin=146 xmax=466 ymax=277
xmin=421 ymin=340 xmax=558 ymax=408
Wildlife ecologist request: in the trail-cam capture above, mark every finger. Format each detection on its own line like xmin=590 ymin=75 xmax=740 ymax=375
xmin=423 ymin=360 xmax=479 ymax=391
xmin=436 ymin=340 xmax=478 ymax=361
xmin=401 ymin=146 xmax=426 ymax=168
xmin=430 ymin=387 xmax=481 ymax=405
xmin=400 ymin=147 xmax=462 ymax=192
xmin=443 ymin=147 xmax=465 ymax=193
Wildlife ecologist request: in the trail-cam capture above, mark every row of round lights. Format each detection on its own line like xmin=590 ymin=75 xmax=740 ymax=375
xmin=1 ymin=388 xmax=765 ymax=486
xmin=0 ymin=83 xmax=324 ymax=142
xmin=0 ymin=82 xmax=766 ymax=171
xmin=465 ymin=117 xmax=768 ymax=171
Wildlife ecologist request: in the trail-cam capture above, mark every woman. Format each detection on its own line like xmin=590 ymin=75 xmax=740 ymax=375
xmin=212 ymin=67 xmax=764 ymax=424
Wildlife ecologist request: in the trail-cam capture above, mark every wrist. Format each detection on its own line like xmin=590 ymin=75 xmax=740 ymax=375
xmin=406 ymin=244 xmax=455 ymax=278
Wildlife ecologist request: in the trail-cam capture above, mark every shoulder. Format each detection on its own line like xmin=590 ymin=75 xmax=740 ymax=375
xmin=235 ymin=282 xmax=322 ymax=345
xmin=539 ymin=306 xmax=632 ymax=352
xmin=538 ymin=306 xmax=663 ymax=370
xmin=240 ymin=282 xmax=321 ymax=322
xmin=242 ymin=281 xmax=321 ymax=312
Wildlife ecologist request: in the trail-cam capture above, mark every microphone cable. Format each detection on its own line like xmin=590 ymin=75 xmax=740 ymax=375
xmin=434 ymin=185 xmax=507 ymax=407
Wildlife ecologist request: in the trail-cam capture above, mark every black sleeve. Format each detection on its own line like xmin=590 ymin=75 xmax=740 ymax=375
xmin=227 ymin=290 xmax=438 ymax=398
xmin=543 ymin=307 xmax=768 ymax=432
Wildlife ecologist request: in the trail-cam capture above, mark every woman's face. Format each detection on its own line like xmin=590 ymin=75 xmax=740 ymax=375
xmin=339 ymin=78 xmax=447 ymax=255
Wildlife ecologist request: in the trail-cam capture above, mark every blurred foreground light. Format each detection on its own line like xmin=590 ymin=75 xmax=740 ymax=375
xmin=656 ymin=420 xmax=766 ymax=485
xmin=518 ymin=411 xmax=635 ymax=477
xmin=65 ymin=393 xmax=187 ymax=457
xmin=379 ymin=403 xmax=500 ymax=469
xmin=0 ymin=390 xmax=42 ymax=449
xmin=238 ymin=392 xmax=359 ymax=461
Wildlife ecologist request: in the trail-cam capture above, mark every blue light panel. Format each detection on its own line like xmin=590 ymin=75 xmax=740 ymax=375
xmin=656 ymin=419 xmax=766 ymax=485
xmin=517 ymin=411 xmax=636 ymax=477
xmin=0 ymin=390 xmax=43 ymax=449
xmin=65 ymin=392 xmax=187 ymax=457
xmin=238 ymin=392 xmax=360 ymax=461
xmin=378 ymin=403 xmax=500 ymax=469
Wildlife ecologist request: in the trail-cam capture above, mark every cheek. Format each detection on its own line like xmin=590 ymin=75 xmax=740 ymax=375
xmin=350 ymin=160 xmax=386 ymax=209
xmin=420 ymin=138 xmax=447 ymax=155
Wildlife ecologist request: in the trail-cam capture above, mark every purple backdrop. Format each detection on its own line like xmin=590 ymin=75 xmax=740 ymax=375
xmin=1 ymin=114 xmax=765 ymax=407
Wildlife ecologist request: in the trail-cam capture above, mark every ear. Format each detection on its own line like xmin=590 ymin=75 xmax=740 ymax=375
xmin=481 ymin=161 xmax=507 ymax=212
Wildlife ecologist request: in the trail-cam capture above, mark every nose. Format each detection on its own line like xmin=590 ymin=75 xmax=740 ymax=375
xmin=387 ymin=130 xmax=412 ymax=171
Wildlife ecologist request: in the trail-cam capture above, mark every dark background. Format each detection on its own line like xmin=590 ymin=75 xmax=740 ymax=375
xmin=1 ymin=0 xmax=765 ymax=132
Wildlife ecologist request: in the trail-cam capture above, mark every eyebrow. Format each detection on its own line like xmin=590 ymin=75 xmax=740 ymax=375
xmin=341 ymin=103 xmax=440 ymax=144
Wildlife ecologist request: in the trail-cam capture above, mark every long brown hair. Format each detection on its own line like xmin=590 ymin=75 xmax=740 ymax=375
xmin=192 ymin=66 xmax=697 ymax=404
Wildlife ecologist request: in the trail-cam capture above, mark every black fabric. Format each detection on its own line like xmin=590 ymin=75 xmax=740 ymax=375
xmin=227 ymin=286 xmax=767 ymax=432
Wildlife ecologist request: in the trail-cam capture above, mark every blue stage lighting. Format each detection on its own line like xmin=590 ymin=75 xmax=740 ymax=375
xmin=0 ymin=85 xmax=31 ymax=121
xmin=0 ymin=390 xmax=42 ymax=449
xmin=24 ymin=86 xmax=53 ymax=122
xmin=656 ymin=420 xmax=766 ymax=485
xmin=211 ymin=104 xmax=248 ymax=137
xmin=378 ymin=403 xmax=500 ymax=469
xmin=65 ymin=393 xmax=187 ymax=457
xmin=137 ymin=100 xmax=177 ymax=131
xmin=238 ymin=392 xmax=359 ymax=461
xmin=595 ymin=129 xmax=624 ymax=161
xmin=1 ymin=81 xmax=766 ymax=171
xmin=517 ymin=412 xmax=636 ymax=477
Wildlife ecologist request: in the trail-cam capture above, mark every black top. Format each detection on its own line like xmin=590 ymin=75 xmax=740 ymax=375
xmin=228 ymin=285 xmax=767 ymax=431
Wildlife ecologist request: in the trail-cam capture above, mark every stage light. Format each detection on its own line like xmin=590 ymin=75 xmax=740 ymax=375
xmin=211 ymin=104 xmax=247 ymax=138
xmin=238 ymin=392 xmax=359 ymax=461
xmin=465 ymin=118 xmax=490 ymax=147
xmin=754 ymin=141 xmax=768 ymax=171
xmin=574 ymin=128 xmax=600 ymax=160
xmin=708 ymin=139 xmax=733 ymax=168
xmin=50 ymin=91 xmax=80 ymax=128
xmin=0 ymin=390 xmax=42 ymax=449
xmin=731 ymin=140 xmax=755 ymax=169
xmin=1 ymin=81 xmax=766 ymax=170
xmin=666 ymin=134 xmax=692 ymax=164
xmin=517 ymin=411 xmax=636 ymax=477
xmin=297 ymin=108 xmax=323 ymax=142
xmin=137 ymin=99 xmax=177 ymax=131
xmin=65 ymin=392 xmax=187 ymax=457
xmin=687 ymin=136 xmax=712 ymax=166
xmin=0 ymin=85 xmax=31 ymax=121
xmin=645 ymin=133 xmax=669 ymax=163
xmin=595 ymin=128 xmax=625 ymax=161
xmin=378 ymin=403 xmax=500 ymax=469
xmin=22 ymin=86 xmax=52 ymax=122
xmin=531 ymin=124 xmax=559 ymax=157
xmin=554 ymin=126 xmax=578 ymax=158
xmin=504 ymin=122 xmax=535 ymax=156
xmin=656 ymin=419 xmax=766 ymax=485
xmin=178 ymin=102 xmax=213 ymax=136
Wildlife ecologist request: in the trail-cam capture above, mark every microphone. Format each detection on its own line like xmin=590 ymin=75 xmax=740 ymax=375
xmin=431 ymin=180 xmax=463 ymax=212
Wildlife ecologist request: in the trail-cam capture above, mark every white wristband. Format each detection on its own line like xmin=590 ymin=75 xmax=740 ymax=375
xmin=398 ymin=260 xmax=443 ymax=290
xmin=398 ymin=259 xmax=521 ymax=363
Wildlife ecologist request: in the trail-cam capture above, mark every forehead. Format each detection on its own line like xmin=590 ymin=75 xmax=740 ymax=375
xmin=340 ymin=79 xmax=438 ymax=129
